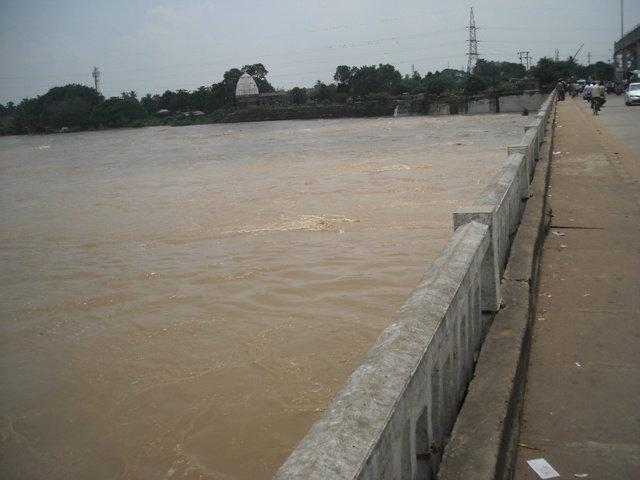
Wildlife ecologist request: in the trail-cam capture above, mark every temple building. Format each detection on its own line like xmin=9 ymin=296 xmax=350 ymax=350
xmin=235 ymin=72 xmax=286 ymax=108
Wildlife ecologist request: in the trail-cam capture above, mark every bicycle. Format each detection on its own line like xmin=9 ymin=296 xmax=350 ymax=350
xmin=591 ymin=97 xmax=602 ymax=115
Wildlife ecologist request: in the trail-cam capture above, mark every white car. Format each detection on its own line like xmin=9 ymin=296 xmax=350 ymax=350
xmin=624 ymin=83 xmax=640 ymax=105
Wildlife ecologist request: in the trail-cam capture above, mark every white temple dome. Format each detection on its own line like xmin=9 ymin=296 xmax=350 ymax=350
xmin=235 ymin=73 xmax=259 ymax=97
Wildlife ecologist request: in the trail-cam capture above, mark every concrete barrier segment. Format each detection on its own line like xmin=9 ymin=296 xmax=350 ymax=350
xmin=274 ymin=221 xmax=490 ymax=480
xmin=453 ymin=206 xmax=500 ymax=314
xmin=474 ymin=153 xmax=529 ymax=273
xmin=524 ymin=119 xmax=543 ymax=149
xmin=523 ymin=127 xmax=539 ymax=159
xmin=507 ymin=146 xmax=532 ymax=185
xmin=438 ymin=94 xmax=556 ymax=480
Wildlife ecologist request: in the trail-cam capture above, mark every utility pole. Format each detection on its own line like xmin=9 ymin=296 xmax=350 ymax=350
xmin=554 ymin=49 xmax=560 ymax=62
xmin=92 ymin=67 xmax=101 ymax=94
xmin=621 ymin=0 xmax=624 ymax=37
xmin=466 ymin=7 xmax=479 ymax=74
xmin=517 ymin=51 xmax=531 ymax=70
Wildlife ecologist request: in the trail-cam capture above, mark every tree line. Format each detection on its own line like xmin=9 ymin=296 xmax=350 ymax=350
xmin=0 ymin=58 xmax=615 ymax=135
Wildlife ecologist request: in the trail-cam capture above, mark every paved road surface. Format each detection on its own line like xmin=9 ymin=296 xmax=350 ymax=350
xmin=514 ymin=98 xmax=640 ymax=479
xmin=591 ymin=93 xmax=640 ymax=156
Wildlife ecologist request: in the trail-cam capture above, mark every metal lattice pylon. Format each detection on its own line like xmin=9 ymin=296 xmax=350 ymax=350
xmin=92 ymin=67 xmax=101 ymax=94
xmin=466 ymin=7 xmax=479 ymax=74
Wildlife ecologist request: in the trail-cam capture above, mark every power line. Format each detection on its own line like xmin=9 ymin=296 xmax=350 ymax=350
xmin=101 ymin=54 xmax=470 ymax=95
xmin=0 ymin=21 xmax=620 ymax=82
xmin=482 ymin=26 xmax=618 ymax=32
xmin=0 ymin=28 xmax=465 ymax=82
xmin=0 ymin=42 xmax=470 ymax=90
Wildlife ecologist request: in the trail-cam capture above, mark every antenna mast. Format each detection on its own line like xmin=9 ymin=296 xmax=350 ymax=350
xmin=92 ymin=67 xmax=101 ymax=94
xmin=466 ymin=7 xmax=479 ymax=74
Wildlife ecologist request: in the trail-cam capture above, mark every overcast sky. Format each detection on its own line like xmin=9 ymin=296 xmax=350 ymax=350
xmin=1 ymin=0 xmax=638 ymax=104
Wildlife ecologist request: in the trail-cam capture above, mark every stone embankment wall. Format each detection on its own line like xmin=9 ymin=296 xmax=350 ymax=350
xmin=273 ymin=92 xmax=557 ymax=480
xmin=223 ymin=92 xmax=544 ymax=123
xmin=222 ymin=102 xmax=395 ymax=123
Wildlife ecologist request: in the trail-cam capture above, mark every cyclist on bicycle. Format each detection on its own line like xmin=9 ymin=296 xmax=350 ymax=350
xmin=591 ymin=81 xmax=606 ymax=114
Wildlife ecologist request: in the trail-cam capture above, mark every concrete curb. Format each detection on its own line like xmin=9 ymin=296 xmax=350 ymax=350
xmin=438 ymin=101 xmax=557 ymax=480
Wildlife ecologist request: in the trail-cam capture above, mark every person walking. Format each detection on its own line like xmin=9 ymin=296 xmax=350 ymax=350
xmin=557 ymin=79 xmax=566 ymax=101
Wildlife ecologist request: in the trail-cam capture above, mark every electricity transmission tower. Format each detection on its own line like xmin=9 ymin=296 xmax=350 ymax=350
xmin=554 ymin=49 xmax=560 ymax=62
xmin=466 ymin=7 xmax=479 ymax=74
xmin=92 ymin=67 xmax=101 ymax=94
xmin=517 ymin=51 xmax=531 ymax=70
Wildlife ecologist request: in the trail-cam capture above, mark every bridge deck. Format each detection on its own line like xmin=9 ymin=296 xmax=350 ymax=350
xmin=514 ymin=96 xmax=640 ymax=478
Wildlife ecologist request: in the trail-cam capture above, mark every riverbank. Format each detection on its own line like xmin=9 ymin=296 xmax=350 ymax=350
xmin=0 ymin=90 xmax=543 ymax=136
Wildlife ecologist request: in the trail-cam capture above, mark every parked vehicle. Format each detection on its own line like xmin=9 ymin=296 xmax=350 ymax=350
xmin=624 ymin=83 xmax=640 ymax=105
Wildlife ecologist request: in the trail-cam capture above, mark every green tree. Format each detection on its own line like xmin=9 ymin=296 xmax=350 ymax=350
xmin=222 ymin=68 xmax=245 ymax=100
xmin=288 ymin=87 xmax=307 ymax=104
xmin=589 ymin=61 xmax=614 ymax=81
xmin=530 ymin=58 xmax=577 ymax=87
xmin=43 ymin=84 xmax=102 ymax=107
xmin=141 ymin=93 xmax=162 ymax=114
xmin=464 ymin=75 xmax=487 ymax=94
xmin=44 ymin=97 xmax=92 ymax=129
xmin=16 ymin=97 xmax=44 ymax=132
xmin=120 ymin=91 xmax=138 ymax=101
xmin=207 ymin=83 xmax=228 ymax=110
xmin=190 ymin=86 xmax=210 ymax=111
xmin=423 ymin=77 xmax=448 ymax=95
xmin=242 ymin=63 xmax=268 ymax=80
xmin=348 ymin=64 xmax=402 ymax=97
xmin=0 ymin=115 xmax=17 ymax=135
xmin=171 ymin=89 xmax=191 ymax=111
xmin=310 ymin=81 xmax=336 ymax=102
xmin=334 ymin=65 xmax=354 ymax=85
xmin=93 ymin=97 xmax=147 ymax=127
xmin=473 ymin=59 xmax=526 ymax=87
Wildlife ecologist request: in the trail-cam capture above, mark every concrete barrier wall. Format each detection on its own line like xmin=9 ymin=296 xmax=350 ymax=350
xmin=453 ymin=89 xmax=556 ymax=309
xmin=423 ymin=92 xmax=545 ymax=116
xmin=274 ymin=89 xmax=557 ymax=480
xmin=498 ymin=92 xmax=545 ymax=113
xmin=274 ymin=221 xmax=491 ymax=480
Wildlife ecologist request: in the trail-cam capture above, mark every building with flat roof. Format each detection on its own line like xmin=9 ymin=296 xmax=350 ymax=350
xmin=614 ymin=24 xmax=640 ymax=78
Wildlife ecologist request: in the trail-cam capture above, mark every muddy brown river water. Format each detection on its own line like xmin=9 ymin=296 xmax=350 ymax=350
xmin=0 ymin=115 xmax=529 ymax=479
